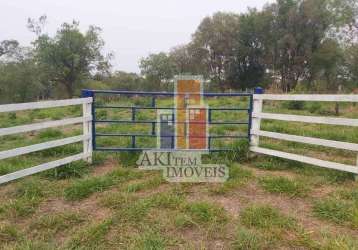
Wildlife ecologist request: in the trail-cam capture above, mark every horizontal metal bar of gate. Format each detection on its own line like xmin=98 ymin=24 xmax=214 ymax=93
xmin=95 ymin=133 xmax=247 ymax=138
xmin=95 ymin=106 xmax=249 ymax=111
xmin=83 ymin=89 xmax=252 ymax=97
xmin=94 ymin=120 xmax=248 ymax=125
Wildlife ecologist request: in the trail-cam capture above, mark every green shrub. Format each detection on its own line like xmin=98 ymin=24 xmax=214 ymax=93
xmin=7 ymin=112 xmax=16 ymax=120
xmin=41 ymin=161 xmax=90 ymax=179
xmin=208 ymin=139 xmax=249 ymax=164
xmin=115 ymin=152 xmax=140 ymax=167
xmin=96 ymin=110 xmax=108 ymax=120
xmin=282 ymin=100 xmax=305 ymax=110
xmin=307 ymin=102 xmax=322 ymax=113
xmin=37 ymin=129 xmax=63 ymax=139
xmin=227 ymin=139 xmax=250 ymax=162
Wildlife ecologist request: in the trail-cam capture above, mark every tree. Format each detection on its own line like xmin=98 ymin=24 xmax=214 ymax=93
xmin=0 ymin=39 xmax=43 ymax=103
xmin=169 ymin=44 xmax=209 ymax=78
xmin=139 ymin=52 xmax=176 ymax=89
xmin=191 ymin=12 xmax=240 ymax=88
xmin=225 ymin=8 xmax=273 ymax=89
xmin=345 ymin=44 xmax=358 ymax=88
xmin=0 ymin=58 xmax=41 ymax=104
xmin=0 ymin=40 xmax=20 ymax=58
xmin=31 ymin=18 xmax=111 ymax=97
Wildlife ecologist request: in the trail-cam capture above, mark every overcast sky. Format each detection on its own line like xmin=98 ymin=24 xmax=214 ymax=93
xmin=0 ymin=0 xmax=273 ymax=73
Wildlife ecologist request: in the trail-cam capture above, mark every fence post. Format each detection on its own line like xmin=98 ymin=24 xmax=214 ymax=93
xmin=81 ymin=90 xmax=93 ymax=163
xmin=356 ymin=155 xmax=358 ymax=181
xmin=250 ymin=87 xmax=264 ymax=147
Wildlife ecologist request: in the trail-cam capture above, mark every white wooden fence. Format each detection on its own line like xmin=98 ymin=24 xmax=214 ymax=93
xmin=0 ymin=98 xmax=93 ymax=184
xmin=250 ymin=94 xmax=358 ymax=174
xmin=1 ymin=94 xmax=357 ymax=184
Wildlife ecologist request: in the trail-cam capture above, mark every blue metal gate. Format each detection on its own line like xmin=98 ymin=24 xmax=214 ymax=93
xmin=82 ymin=90 xmax=253 ymax=152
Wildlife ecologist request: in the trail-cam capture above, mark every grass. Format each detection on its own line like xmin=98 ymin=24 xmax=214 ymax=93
xmin=67 ymin=219 xmax=113 ymax=249
xmin=209 ymin=164 xmax=253 ymax=194
xmin=184 ymin=201 xmax=227 ymax=226
xmin=64 ymin=168 xmax=143 ymax=200
xmin=312 ymin=190 xmax=358 ymax=228
xmin=240 ymin=204 xmax=296 ymax=231
xmin=0 ymin=223 xmax=21 ymax=243
xmin=0 ymin=179 xmax=45 ymax=218
xmin=41 ymin=160 xmax=90 ymax=180
xmin=232 ymin=227 xmax=266 ymax=250
xmin=64 ymin=175 xmax=115 ymax=201
xmin=1 ymin=96 xmax=358 ymax=249
xmin=253 ymin=155 xmax=355 ymax=184
xmin=259 ymin=176 xmax=310 ymax=197
xmin=125 ymin=175 xmax=164 ymax=193
xmin=313 ymin=199 xmax=354 ymax=225
xmin=133 ymin=229 xmax=167 ymax=250
xmin=119 ymin=198 xmax=154 ymax=223
xmin=29 ymin=211 xmax=86 ymax=239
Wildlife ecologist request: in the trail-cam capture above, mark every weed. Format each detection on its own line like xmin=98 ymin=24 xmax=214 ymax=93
xmin=64 ymin=168 xmax=142 ymax=200
xmin=0 ymin=223 xmax=21 ymax=243
xmin=0 ymin=197 xmax=41 ymax=218
xmin=14 ymin=178 xmax=44 ymax=199
xmin=210 ymin=164 xmax=253 ymax=194
xmin=321 ymin=234 xmax=358 ymax=250
xmin=240 ymin=204 xmax=296 ymax=231
xmin=100 ymin=192 xmax=134 ymax=209
xmin=133 ymin=229 xmax=166 ymax=250
xmin=96 ymin=110 xmax=108 ymax=120
xmin=282 ymin=100 xmax=305 ymax=110
xmin=184 ymin=201 xmax=227 ymax=225
xmin=0 ymin=179 xmax=45 ymax=218
xmin=125 ymin=175 xmax=164 ymax=193
xmin=259 ymin=176 xmax=309 ymax=197
xmin=174 ymin=213 xmax=195 ymax=229
xmin=313 ymin=198 xmax=357 ymax=227
xmin=150 ymin=191 xmax=184 ymax=209
xmin=67 ymin=219 xmax=112 ymax=249
xmin=307 ymin=102 xmax=322 ymax=114
xmin=41 ymin=160 xmax=90 ymax=179
xmin=38 ymin=143 xmax=82 ymax=158
xmin=7 ymin=112 xmax=17 ymax=120
xmin=30 ymin=211 xmax=86 ymax=238
xmin=64 ymin=175 xmax=115 ymax=201
xmin=120 ymin=199 xmax=153 ymax=223
xmin=115 ymin=152 xmax=140 ymax=167
xmin=37 ymin=129 xmax=63 ymax=139
xmin=232 ymin=227 xmax=267 ymax=250
xmin=108 ymin=168 xmax=143 ymax=181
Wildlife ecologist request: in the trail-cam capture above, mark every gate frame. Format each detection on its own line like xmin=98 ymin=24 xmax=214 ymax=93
xmin=82 ymin=89 xmax=253 ymax=152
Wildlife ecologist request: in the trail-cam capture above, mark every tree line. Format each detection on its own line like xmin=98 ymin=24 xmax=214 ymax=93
xmin=140 ymin=0 xmax=358 ymax=93
xmin=0 ymin=0 xmax=358 ymax=104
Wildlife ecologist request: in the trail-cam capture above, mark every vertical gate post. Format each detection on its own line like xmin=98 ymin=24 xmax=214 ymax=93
xmin=250 ymin=87 xmax=264 ymax=148
xmin=81 ymin=90 xmax=93 ymax=163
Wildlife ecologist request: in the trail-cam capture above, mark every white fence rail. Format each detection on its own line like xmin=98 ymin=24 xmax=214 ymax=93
xmin=0 ymin=98 xmax=93 ymax=184
xmin=250 ymin=94 xmax=358 ymax=174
